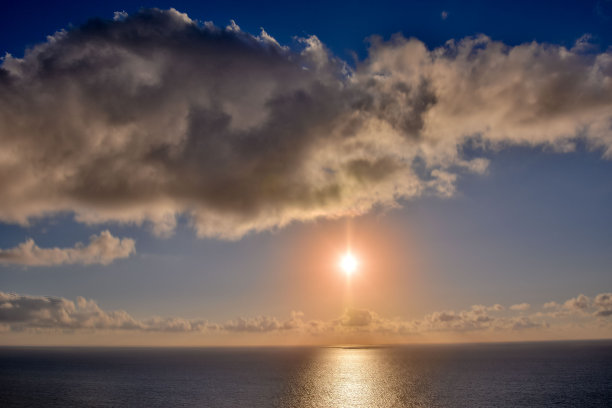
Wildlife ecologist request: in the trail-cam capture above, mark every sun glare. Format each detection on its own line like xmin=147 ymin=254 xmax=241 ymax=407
xmin=340 ymin=252 xmax=358 ymax=276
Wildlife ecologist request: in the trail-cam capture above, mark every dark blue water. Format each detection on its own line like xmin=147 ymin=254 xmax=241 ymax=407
xmin=1 ymin=341 xmax=611 ymax=407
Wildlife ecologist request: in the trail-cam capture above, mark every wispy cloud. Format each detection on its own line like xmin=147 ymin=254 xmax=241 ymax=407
xmin=1 ymin=9 xmax=612 ymax=239
xmin=0 ymin=231 xmax=135 ymax=266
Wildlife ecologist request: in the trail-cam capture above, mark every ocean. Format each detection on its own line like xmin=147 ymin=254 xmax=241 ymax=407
xmin=1 ymin=341 xmax=611 ymax=407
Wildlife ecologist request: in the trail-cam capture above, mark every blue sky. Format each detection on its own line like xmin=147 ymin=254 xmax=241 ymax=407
xmin=3 ymin=0 xmax=612 ymax=57
xmin=0 ymin=1 xmax=611 ymax=345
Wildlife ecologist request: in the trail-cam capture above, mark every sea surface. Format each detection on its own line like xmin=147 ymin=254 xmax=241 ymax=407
xmin=1 ymin=341 xmax=611 ymax=407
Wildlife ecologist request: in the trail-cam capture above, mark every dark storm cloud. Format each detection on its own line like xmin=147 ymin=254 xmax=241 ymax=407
xmin=1 ymin=9 xmax=612 ymax=238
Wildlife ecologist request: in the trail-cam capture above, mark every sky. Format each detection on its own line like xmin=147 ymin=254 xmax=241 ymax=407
xmin=0 ymin=0 xmax=611 ymax=346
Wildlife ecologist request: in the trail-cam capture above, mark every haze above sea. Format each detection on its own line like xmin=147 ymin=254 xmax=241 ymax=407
xmin=1 ymin=341 xmax=611 ymax=407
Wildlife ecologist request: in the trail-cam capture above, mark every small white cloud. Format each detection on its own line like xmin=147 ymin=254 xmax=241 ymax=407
xmin=225 ymin=19 xmax=241 ymax=32
xmin=113 ymin=11 xmax=128 ymax=21
xmin=564 ymin=294 xmax=590 ymax=311
xmin=0 ymin=231 xmax=135 ymax=266
xmin=594 ymin=293 xmax=612 ymax=308
xmin=510 ymin=303 xmax=531 ymax=311
xmin=489 ymin=304 xmax=505 ymax=312
xmin=543 ymin=301 xmax=560 ymax=309
xmin=203 ymin=21 xmax=218 ymax=32
xmin=593 ymin=293 xmax=612 ymax=317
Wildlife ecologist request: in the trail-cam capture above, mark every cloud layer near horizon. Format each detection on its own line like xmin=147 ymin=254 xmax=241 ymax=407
xmin=1 ymin=8 xmax=612 ymax=238
xmin=0 ymin=230 xmax=135 ymax=266
xmin=1 ymin=291 xmax=610 ymax=337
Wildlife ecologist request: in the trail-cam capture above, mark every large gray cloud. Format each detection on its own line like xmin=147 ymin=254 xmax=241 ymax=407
xmin=1 ymin=8 xmax=612 ymax=238
xmin=0 ymin=230 xmax=135 ymax=266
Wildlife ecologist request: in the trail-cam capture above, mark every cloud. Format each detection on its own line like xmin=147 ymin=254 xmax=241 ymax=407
xmin=6 ymin=291 xmax=612 ymax=338
xmin=1 ymin=9 xmax=612 ymax=238
xmin=594 ymin=293 xmax=612 ymax=307
xmin=490 ymin=304 xmax=505 ymax=311
xmin=541 ymin=293 xmax=612 ymax=319
xmin=222 ymin=315 xmax=292 ymax=332
xmin=421 ymin=307 xmax=512 ymax=332
xmin=0 ymin=230 xmax=135 ymax=266
xmin=508 ymin=316 xmax=546 ymax=330
xmin=471 ymin=304 xmax=505 ymax=313
xmin=0 ymin=292 xmax=209 ymax=332
xmin=112 ymin=10 xmax=128 ymax=21
xmin=563 ymin=294 xmax=591 ymax=311
xmin=593 ymin=293 xmax=612 ymax=317
xmin=339 ymin=308 xmax=374 ymax=326
xmin=141 ymin=316 xmax=209 ymax=332
xmin=510 ymin=303 xmax=531 ymax=311
xmin=543 ymin=301 xmax=560 ymax=309
xmin=0 ymin=292 xmax=141 ymax=330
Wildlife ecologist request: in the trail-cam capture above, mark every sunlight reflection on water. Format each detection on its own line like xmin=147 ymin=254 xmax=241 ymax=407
xmin=281 ymin=347 xmax=430 ymax=408
xmin=2 ymin=344 xmax=612 ymax=407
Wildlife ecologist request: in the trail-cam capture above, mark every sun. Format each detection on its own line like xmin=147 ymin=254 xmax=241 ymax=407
xmin=339 ymin=252 xmax=359 ymax=276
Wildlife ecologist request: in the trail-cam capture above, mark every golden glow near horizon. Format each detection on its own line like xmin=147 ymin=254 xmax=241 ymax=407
xmin=339 ymin=252 xmax=358 ymax=276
